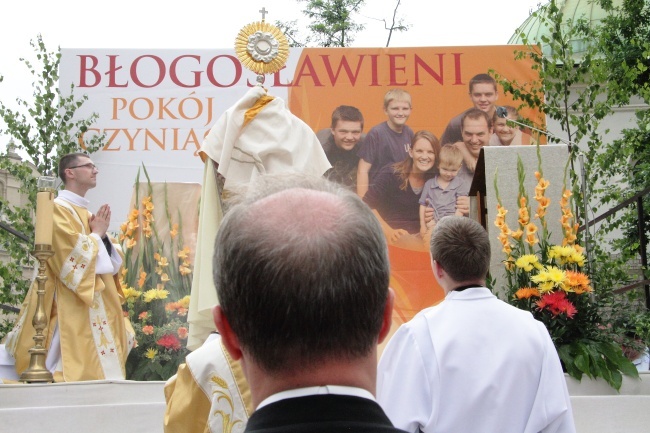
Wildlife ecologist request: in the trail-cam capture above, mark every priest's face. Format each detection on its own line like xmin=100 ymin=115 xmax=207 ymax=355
xmin=68 ymin=156 xmax=99 ymax=189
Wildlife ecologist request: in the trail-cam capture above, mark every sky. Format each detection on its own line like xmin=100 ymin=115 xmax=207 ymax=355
xmin=0 ymin=0 xmax=545 ymax=152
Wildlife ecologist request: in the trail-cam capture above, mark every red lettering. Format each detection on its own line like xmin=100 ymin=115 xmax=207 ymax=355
xmin=369 ymin=54 xmax=380 ymax=86
xmin=413 ymin=54 xmax=444 ymax=85
xmin=206 ymin=55 xmax=241 ymax=88
xmin=107 ymin=55 xmax=128 ymax=88
xmin=170 ymin=55 xmax=201 ymax=88
xmin=78 ymin=55 xmax=101 ymax=88
xmin=388 ymin=54 xmax=408 ymax=86
xmin=320 ymin=55 xmax=365 ymax=85
xmin=131 ymin=56 xmax=165 ymax=88
xmin=293 ymin=56 xmax=323 ymax=87
xmin=453 ymin=53 xmax=464 ymax=85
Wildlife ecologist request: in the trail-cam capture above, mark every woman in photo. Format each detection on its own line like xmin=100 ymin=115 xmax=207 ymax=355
xmin=363 ymin=130 xmax=439 ymax=249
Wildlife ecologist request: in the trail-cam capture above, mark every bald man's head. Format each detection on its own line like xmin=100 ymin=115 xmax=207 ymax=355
xmin=213 ymin=174 xmax=390 ymax=373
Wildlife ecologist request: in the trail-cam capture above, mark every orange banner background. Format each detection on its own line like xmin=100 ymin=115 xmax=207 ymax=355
xmin=287 ymin=46 xmax=542 ymax=328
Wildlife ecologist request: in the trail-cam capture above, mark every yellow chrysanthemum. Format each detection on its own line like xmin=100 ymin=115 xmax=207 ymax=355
xmin=122 ymin=287 xmax=142 ymax=301
xmin=170 ymin=223 xmax=179 ymax=239
xmin=515 ymin=254 xmax=540 ymax=272
xmin=145 ymin=348 xmax=158 ymax=359
xmin=179 ymin=264 xmax=192 ymax=276
xmin=178 ymin=295 xmax=191 ymax=309
xmin=537 ymin=281 xmax=555 ymax=293
xmin=143 ymin=287 xmax=170 ymax=303
xmin=126 ymin=238 xmax=137 ymax=249
xmin=531 ymin=266 xmax=566 ymax=291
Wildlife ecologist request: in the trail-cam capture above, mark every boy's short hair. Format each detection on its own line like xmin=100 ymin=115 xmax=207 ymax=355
xmin=331 ymin=105 xmax=364 ymax=130
xmin=383 ymin=88 xmax=412 ymax=109
xmin=438 ymin=144 xmax=463 ymax=170
xmin=469 ymin=73 xmax=497 ymax=93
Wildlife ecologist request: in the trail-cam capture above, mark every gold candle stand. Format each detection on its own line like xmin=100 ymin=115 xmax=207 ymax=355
xmin=19 ymin=244 xmax=55 ymax=383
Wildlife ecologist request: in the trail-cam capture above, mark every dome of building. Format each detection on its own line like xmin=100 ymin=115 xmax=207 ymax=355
xmin=508 ymin=0 xmax=623 ymax=56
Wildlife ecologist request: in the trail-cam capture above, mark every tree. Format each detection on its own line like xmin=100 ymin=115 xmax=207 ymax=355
xmin=0 ymin=34 xmax=103 ymax=338
xmin=276 ymin=0 xmax=408 ymax=47
xmin=592 ymin=0 xmax=650 ymax=269
xmin=493 ymin=1 xmax=611 ymax=225
xmin=369 ymin=0 xmax=409 ymax=47
xmin=492 ymin=0 xmax=647 ymax=380
xmin=300 ymin=0 xmax=365 ymax=47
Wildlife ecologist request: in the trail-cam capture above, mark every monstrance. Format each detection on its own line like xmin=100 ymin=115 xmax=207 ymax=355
xmin=234 ymin=7 xmax=290 ymax=85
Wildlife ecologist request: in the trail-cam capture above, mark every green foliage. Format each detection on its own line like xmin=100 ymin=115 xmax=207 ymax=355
xmin=492 ymin=0 xmax=611 ymax=201
xmin=493 ymin=0 xmax=650 ymax=387
xmin=595 ymin=0 xmax=650 ymax=105
xmin=589 ymin=0 xmax=650 ymax=288
xmin=300 ymin=0 xmax=365 ymax=47
xmin=558 ymin=339 xmax=639 ymax=390
xmin=276 ymin=0 xmax=408 ymax=48
xmin=0 ymin=34 xmax=104 ymax=338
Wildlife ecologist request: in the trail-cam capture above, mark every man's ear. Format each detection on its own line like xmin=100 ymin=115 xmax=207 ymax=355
xmin=378 ymin=288 xmax=395 ymax=344
xmin=431 ymin=258 xmax=445 ymax=281
xmin=213 ymin=305 xmax=243 ymax=360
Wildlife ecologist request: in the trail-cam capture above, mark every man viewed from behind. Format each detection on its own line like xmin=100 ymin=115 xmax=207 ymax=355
xmin=212 ymin=174 xmax=403 ymax=433
xmin=377 ymin=216 xmax=575 ymax=433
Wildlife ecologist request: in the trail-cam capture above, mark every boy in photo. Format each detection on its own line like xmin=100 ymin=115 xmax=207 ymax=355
xmin=419 ymin=144 xmax=468 ymax=239
xmin=356 ymin=88 xmax=414 ymax=198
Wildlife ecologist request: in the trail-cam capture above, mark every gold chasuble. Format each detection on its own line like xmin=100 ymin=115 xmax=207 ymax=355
xmin=164 ymin=334 xmax=252 ymax=433
xmin=6 ymin=198 xmax=135 ymax=382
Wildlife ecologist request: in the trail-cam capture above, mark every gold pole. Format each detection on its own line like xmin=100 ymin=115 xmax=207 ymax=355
xmin=20 ymin=176 xmax=57 ymax=383
xmin=19 ymin=244 xmax=55 ymax=383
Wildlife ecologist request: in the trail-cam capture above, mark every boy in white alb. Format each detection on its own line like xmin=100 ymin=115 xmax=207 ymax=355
xmin=419 ymin=145 xmax=467 ymax=239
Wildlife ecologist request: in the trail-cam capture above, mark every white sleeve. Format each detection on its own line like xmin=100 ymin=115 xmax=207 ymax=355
xmin=109 ymin=242 xmax=123 ymax=275
xmin=527 ymin=322 xmax=576 ymax=433
xmin=377 ymin=321 xmax=436 ymax=433
xmin=90 ymin=233 xmax=116 ymax=275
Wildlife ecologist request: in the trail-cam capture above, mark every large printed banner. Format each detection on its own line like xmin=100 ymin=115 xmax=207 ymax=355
xmin=60 ymin=46 xmax=540 ymax=327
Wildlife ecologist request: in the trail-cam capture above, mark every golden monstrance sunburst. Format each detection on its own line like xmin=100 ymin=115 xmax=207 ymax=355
xmin=235 ymin=7 xmax=289 ymax=83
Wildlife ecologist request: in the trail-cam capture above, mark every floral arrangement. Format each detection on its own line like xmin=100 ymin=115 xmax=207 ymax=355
xmin=119 ymin=167 xmax=195 ymax=380
xmin=493 ymin=150 xmax=638 ymax=390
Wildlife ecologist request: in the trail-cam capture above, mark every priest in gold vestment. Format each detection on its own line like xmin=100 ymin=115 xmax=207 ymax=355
xmin=4 ymin=153 xmax=135 ymax=382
